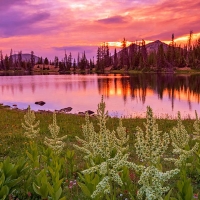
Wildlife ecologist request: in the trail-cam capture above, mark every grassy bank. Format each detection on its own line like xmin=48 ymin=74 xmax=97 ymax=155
xmin=0 ymin=105 xmax=195 ymax=161
xmin=0 ymin=104 xmax=200 ymax=199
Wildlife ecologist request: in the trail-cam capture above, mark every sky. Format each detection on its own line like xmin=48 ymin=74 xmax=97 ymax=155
xmin=0 ymin=0 xmax=200 ymax=61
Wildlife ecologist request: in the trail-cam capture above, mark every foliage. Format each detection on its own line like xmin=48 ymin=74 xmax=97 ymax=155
xmin=0 ymin=157 xmax=27 ymax=199
xmin=44 ymin=112 xmax=67 ymax=155
xmin=74 ymin=97 xmax=132 ymax=199
xmin=22 ymin=105 xmax=40 ymax=139
xmin=1 ymin=102 xmax=200 ymax=199
xmin=130 ymin=106 xmax=179 ymax=200
xmin=165 ymin=111 xmax=199 ymax=167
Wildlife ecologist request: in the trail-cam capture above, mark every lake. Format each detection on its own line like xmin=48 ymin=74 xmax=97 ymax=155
xmin=0 ymin=73 xmax=200 ymax=118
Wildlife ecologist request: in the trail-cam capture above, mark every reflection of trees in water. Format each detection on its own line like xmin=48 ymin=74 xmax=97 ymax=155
xmin=97 ymin=74 xmax=200 ymax=109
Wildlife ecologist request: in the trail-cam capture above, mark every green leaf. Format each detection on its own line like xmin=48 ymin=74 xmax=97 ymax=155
xmin=33 ymin=182 xmax=41 ymax=196
xmin=0 ymin=173 xmax=5 ymax=186
xmin=164 ymin=189 xmax=172 ymax=200
xmin=78 ymin=182 xmax=91 ymax=197
xmin=91 ymin=174 xmax=100 ymax=186
xmin=55 ymin=187 xmax=62 ymax=200
xmin=177 ymin=180 xmax=183 ymax=192
xmin=59 ymin=197 xmax=67 ymax=200
xmin=40 ymin=184 xmax=48 ymax=198
xmin=26 ymin=151 xmax=34 ymax=162
xmin=0 ymin=185 xmax=9 ymax=199
xmin=183 ymin=180 xmax=193 ymax=200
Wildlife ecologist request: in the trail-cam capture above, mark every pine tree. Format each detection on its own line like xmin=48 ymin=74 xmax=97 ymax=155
xmin=44 ymin=57 xmax=49 ymax=65
xmin=4 ymin=54 xmax=9 ymax=71
xmin=113 ymin=48 xmax=118 ymax=69
xmin=157 ymin=44 xmax=165 ymax=71
xmin=18 ymin=51 xmax=22 ymax=69
xmin=9 ymin=49 xmax=13 ymax=70
xmin=0 ymin=50 xmax=4 ymax=70
xmin=30 ymin=51 xmax=35 ymax=71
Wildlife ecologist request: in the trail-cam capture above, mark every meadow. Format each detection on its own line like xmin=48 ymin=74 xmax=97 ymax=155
xmin=0 ymin=102 xmax=199 ymax=200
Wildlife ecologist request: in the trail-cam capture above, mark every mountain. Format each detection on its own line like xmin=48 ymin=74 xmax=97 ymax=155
xmin=145 ymin=40 xmax=169 ymax=53
xmin=10 ymin=53 xmax=41 ymax=63
xmin=111 ymin=40 xmax=170 ymax=60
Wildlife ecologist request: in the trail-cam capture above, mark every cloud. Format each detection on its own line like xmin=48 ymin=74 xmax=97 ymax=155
xmin=97 ymin=15 xmax=130 ymax=24
xmin=1 ymin=0 xmax=200 ymax=60
xmin=0 ymin=0 xmax=28 ymax=10
xmin=52 ymin=45 xmax=98 ymax=60
xmin=0 ymin=11 xmax=51 ymax=37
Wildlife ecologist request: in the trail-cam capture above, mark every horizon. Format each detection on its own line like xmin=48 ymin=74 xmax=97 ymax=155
xmin=1 ymin=0 xmax=200 ymax=60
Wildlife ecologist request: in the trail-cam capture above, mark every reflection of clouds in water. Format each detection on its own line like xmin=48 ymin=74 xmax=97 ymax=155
xmin=0 ymin=74 xmax=200 ymax=118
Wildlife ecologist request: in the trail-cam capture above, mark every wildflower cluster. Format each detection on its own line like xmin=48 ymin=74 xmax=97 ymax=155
xmin=165 ymin=112 xmax=199 ymax=167
xmin=135 ymin=106 xmax=170 ymax=164
xmin=74 ymin=97 xmax=132 ymax=198
xmin=137 ymin=166 xmax=179 ymax=200
xmin=193 ymin=110 xmax=200 ymax=140
xmin=22 ymin=105 xmax=40 ymax=139
xmin=133 ymin=106 xmax=179 ymax=200
xmin=44 ymin=112 xmax=67 ymax=155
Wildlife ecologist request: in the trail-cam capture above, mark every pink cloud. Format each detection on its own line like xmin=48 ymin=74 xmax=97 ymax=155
xmin=0 ymin=0 xmax=200 ymax=60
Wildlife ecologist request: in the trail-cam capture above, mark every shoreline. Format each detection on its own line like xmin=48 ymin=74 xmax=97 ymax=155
xmin=1 ymin=68 xmax=200 ymax=75
xmin=0 ymin=103 xmax=197 ymax=120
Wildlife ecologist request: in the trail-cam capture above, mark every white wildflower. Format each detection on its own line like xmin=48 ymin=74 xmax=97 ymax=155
xmin=44 ymin=112 xmax=67 ymax=154
xmin=74 ymin=97 xmax=132 ymax=199
xmin=165 ymin=111 xmax=199 ymax=167
xmin=22 ymin=105 xmax=40 ymax=139
xmin=135 ymin=106 xmax=170 ymax=164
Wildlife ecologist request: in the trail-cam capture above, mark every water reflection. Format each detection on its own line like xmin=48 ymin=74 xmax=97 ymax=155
xmin=0 ymin=74 xmax=200 ymax=118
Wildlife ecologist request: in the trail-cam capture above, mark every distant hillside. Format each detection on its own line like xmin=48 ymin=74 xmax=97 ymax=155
xmin=115 ymin=40 xmax=169 ymax=57
xmin=145 ymin=40 xmax=169 ymax=53
xmin=10 ymin=53 xmax=41 ymax=63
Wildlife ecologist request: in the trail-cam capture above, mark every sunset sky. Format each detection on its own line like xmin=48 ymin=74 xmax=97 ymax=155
xmin=0 ymin=0 xmax=200 ymax=61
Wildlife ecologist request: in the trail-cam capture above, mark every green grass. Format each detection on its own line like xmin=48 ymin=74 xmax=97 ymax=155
xmin=0 ymin=105 xmax=195 ymax=161
xmin=1 ymin=105 xmax=200 ymax=199
xmin=175 ymin=69 xmax=200 ymax=74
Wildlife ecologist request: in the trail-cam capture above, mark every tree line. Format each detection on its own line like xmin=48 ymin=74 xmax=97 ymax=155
xmin=97 ymin=32 xmax=200 ymax=72
xmin=0 ymin=32 xmax=200 ymax=72
xmin=0 ymin=50 xmax=95 ymax=72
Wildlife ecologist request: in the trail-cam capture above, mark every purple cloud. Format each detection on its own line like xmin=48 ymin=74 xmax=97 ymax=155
xmin=0 ymin=10 xmax=51 ymax=37
xmin=52 ymin=45 xmax=99 ymax=60
xmin=97 ymin=15 xmax=129 ymax=24
xmin=0 ymin=0 xmax=28 ymax=10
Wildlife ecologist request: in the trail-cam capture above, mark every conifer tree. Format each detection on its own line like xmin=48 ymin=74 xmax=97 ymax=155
xmin=0 ymin=50 xmax=4 ymax=70
xmin=30 ymin=51 xmax=35 ymax=70
xmin=4 ymin=54 xmax=9 ymax=71
xmin=9 ymin=49 xmax=13 ymax=69
xmin=113 ymin=48 xmax=118 ymax=70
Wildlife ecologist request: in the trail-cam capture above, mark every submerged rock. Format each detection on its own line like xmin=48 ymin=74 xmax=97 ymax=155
xmin=60 ymin=107 xmax=73 ymax=112
xmin=78 ymin=112 xmax=85 ymax=115
xmin=35 ymin=101 xmax=46 ymax=106
xmin=85 ymin=110 xmax=95 ymax=115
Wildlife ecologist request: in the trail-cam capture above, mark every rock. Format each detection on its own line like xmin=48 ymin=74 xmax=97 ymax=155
xmin=13 ymin=104 xmax=17 ymax=107
xmin=85 ymin=110 xmax=95 ymax=115
xmin=35 ymin=101 xmax=46 ymax=106
xmin=78 ymin=112 xmax=85 ymax=115
xmin=60 ymin=107 xmax=72 ymax=112
xmin=3 ymin=105 xmax=10 ymax=108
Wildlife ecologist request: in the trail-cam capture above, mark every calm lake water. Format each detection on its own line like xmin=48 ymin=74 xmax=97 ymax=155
xmin=0 ymin=73 xmax=200 ymax=118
